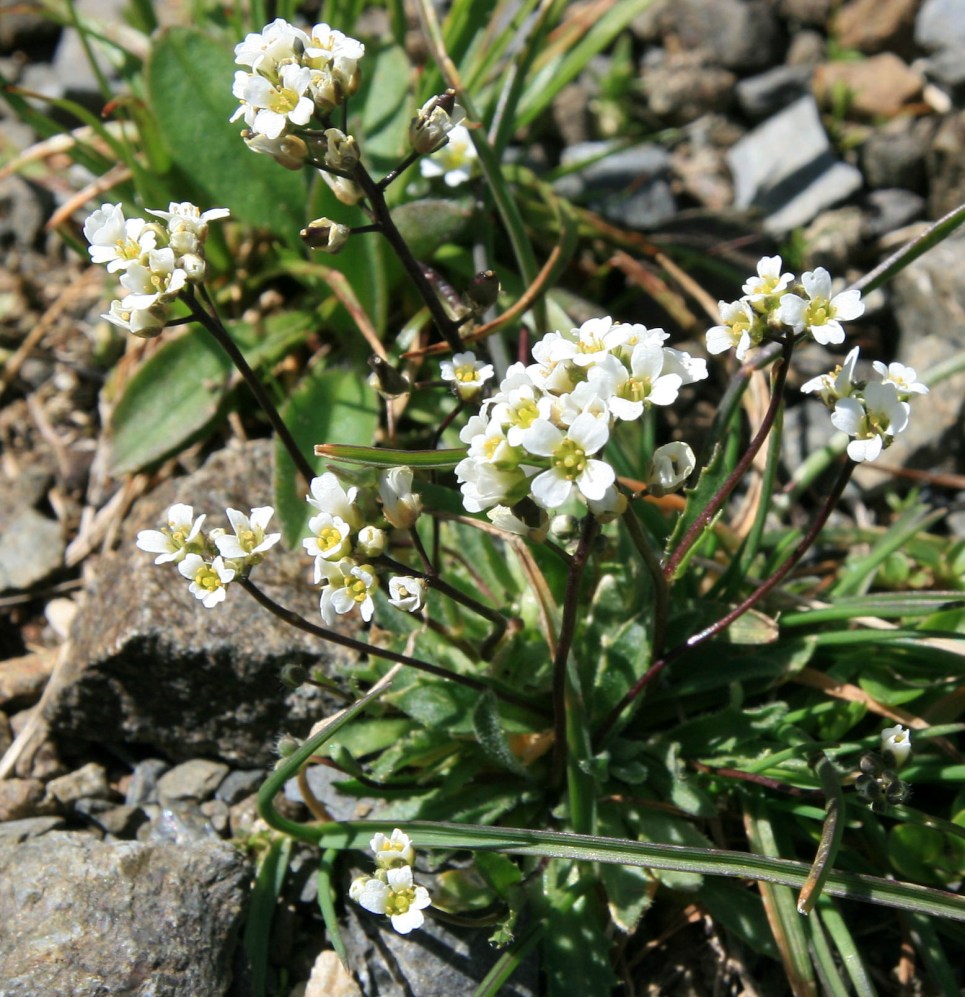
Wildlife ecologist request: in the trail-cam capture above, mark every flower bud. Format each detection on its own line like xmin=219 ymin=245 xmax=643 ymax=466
xmin=323 ymin=128 xmax=360 ymax=171
xmin=321 ymin=170 xmax=364 ymax=205
xmin=367 ymin=355 xmax=412 ymax=398
xmin=409 ymin=90 xmax=465 ymax=155
xmin=280 ymin=664 xmax=308 ymax=689
xmin=379 ymin=467 xmax=422 ymax=529
xmin=647 ymin=441 xmax=696 ymax=497
xmin=301 ymin=218 xmax=351 ymax=253
xmin=243 ymin=130 xmax=309 ymax=170
xmin=466 ymin=269 xmax=500 ymax=310
xmin=356 ymin=525 xmax=387 ymax=558
xmin=880 ymin=724 xmax=911 ymax=770
xmin=179 ymin=252 xmax=207 ymax=283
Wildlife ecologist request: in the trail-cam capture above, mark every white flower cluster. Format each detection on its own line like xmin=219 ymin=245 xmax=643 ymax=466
xmin=136 ymin=503 xmax=280 ymax=607
xmin=84 ymin=202 xmax=228 ymax=338
xmin=707 ymin=256 xmax=865 ymax=360
xmin=801 ymin=347 xmax=927 ymax=462
xmin=350 ymin=829 xmax=432 ymax=934
xmin=302 ymin=469 xmax=427 ymax=626
xmin=231 ymin=18 xmax=364 ymax=147
xmin=455 ymin=316 xmax=705 ymax=525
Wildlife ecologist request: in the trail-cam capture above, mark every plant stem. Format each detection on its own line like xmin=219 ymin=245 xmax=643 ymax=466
xmin=551 ymin=516 xmax=598 ymax=788
xmin=598 ymin=458 xmax=855 ymax=742
xmin=663 ymin=336 xmax=793 ymax=581
xmin=237 ymin=576 xmax=540 ymax=714
xmin=185 ymin=287 xmax=316 ymax=488
xmin=621 ymin=502 xmax=669 ymax=658
xmin=351 ymin=163 xmax=465 ymax=353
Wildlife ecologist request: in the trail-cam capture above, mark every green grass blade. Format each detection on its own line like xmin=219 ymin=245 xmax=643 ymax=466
xmin=817 ymin=901 xmax=879 ymax=997
xmin=243 ymin=835 xmax=293 ymax=997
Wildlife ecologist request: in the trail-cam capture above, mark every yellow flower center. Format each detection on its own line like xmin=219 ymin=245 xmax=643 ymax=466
xmin=238 ymin=528 xmax=257 ymax=551
xmin=385 ymin=888 xmax=415 ymax=916
xmin=454 ymin=364 xmax=477 ymax=383
xmin=194 ymin=565 xmax=222 ymax=592
xmin=552 ymin=439 xmax=587 ymax=480
xmin=317 ymin=526 xmax=344 ymax=552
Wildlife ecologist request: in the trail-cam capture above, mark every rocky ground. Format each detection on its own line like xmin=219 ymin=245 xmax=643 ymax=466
xmin=0 ymin=0 xmax=964 ymax=995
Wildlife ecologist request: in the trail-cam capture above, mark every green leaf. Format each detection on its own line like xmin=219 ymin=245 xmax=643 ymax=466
xmin=473 ymin=692 xmax=531 ymax=778
xmin=391 ymin=199 xmax=473 ymax=259
xmin=273 ymin=366 xmax=379 ymax=546
xmin=109 ymin=328 xmax=232 ymax=474
xmin=146 ymin=28 xmax=305 ymax=241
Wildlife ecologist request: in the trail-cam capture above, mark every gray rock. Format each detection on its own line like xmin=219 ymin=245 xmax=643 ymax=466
xmin=861 ymin=118 xmax=930 ymax=192
xmin=82 ymin=803 xmax=147 ymax=838
xmin=670 ymin=0 xmax=784 ymax=70
xmin=641 ymin=49 xmax=736 ymax=125
xmin=0 ymin=832 xmax=248 ymax=996
xmin=215 ymin=767 xmax=266 ymax=805
xmin=0 ymin=816 xmax=65 ymax=841
xmin=0 ymin=778 xmax=46 ymax=822
xmin=736 ymin=64 xmax=812 ymax=121
xmin=44 ymin=761 xmax=111 ymax=808
xmin=916 ymin=0 xmax=965 ymax=52
xmin=786 ymin=30 xmax=827 ymax=66
xmin=199 ymin=799 xmax=230 ymax=836
xmin=342 ymin=901 xmax=538 ymax=997
xmin=0 ymin=506 xmax=63 ymax=591
xmin=927 ymin=111 xmax=965 ymax=219
xmin=778 ymin=0 xmax=835 ymax=26
xmin=139 ymin=803 xmax=223 ymax=845
xmin=43 ymin=440 xmax=354 ymax=766
xmin=554 ymin=142 xmax=677 ymax=229
xmin=157 ymin=758 xmax=230 ymax=803
xmin=125 ymin=757 xmax=170 ymax=805
xmin=923 ymin=44 xmax=965 ymax=100
xmin=802 ymin=206 xmax=865 ymax=272
xmin=862 ymin=189 xmax=926 ymax=239
xmin=727 ymin=96 xmax=863 ymax=234
xmin=0 ymin=175 xmax=53 ymax=252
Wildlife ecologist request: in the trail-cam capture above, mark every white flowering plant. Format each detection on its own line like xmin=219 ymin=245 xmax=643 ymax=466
xmin=11 ymin=0 xmax=965 ymax=991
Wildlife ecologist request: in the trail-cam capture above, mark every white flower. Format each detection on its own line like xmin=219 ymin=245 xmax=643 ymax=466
xmin=419 ymin=123 xmax=477 ymax=186
xmin=317 ymin=558 xmax=378 ymax=624
xmin=778 ymin=268 xmax=864 ymax=346
xmin=742 ymin=255 xmax=793 ymax=302
xmin=233 ymin=63 xmax=314 ymax=140
xmin=456 ymin=458 xmax=526 ymax=513
xmin=234 ymin=17 xmax=307 ymax=73
xmin=103 ymin=297 xmax=169 ymax=338
xmin=352 ymin=865 xmax=432 ymax=934
xmin=371 ymin=829 xmax=416 ymax=868
xmin=880 ymin=724 xmax=911 ymax=769
xmin=307 ymin=473 xmax=361 ymax=529
xmin=303 ymin=512 xmax=353 ymax=571
xmin=146 ymin=202 xmax=230 ymax=258
xmin=302 ymin=23 xmax=365 ymax=108
xmin=872 ymin=360 xmax=928 ymax=397
xmin=136 ymin=503 xmax=205 ymax=564
xmin=800 ymin=346 xmax=860 ymax=405
xmin=831 ymin=381 xmax=909 ymax=462
xmin=178 ymin=553 xmax=235 ymax=608
xmin=647 ymin=441 xmax=696 ymax=496
xmin=662 ymin=346 xmax=707 ymax=386
xmin=215 ymin=506 xmax=280 ymax=563
xmin=523 ymin=412 xmax=615 ymax=509
xmin=118 ymin=247 xmax=187 ymax=309
xmin=591 ymin=345 xmax=682 ymax=422
xmin=706 ymin=299 xmax=759 ymax=359
xmin=440 ymin=351 xmax=495 ymax=400
xmin=487 ymin=382 xmax=552 ymax=448
xmin=84 ymin=202 xmax=157 ymax=273
xmin=379 ymin=467 xmax=422 ymax=529
xmin=387 ymin=576 xmax=427 ymax=613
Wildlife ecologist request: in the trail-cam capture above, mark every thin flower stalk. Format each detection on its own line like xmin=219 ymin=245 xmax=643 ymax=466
xmin=663 ymin=336 xmax=793 ymax=581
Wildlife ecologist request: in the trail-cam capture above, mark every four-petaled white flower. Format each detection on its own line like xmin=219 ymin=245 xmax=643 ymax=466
xmin=778 ymin=268 xmax=864 ymax=346
xmin=303 ymin=512 xmax=353 ymax=569
xmin=317 ymin=558 xmax=378 ymax=624
xmin=351 ymin=865 xmax=432 ymax=935
xmin=178 ymin=554 xmax=236 ymax=608
xmin=215 ymin=506 xmax=280 ymax=563
xmin=742 ymin=255 xmax=793 ymax=302
xmin=831 ymin=380 xmax=909 ymax=462
xmin=233 ymin=63 xmax=315 ymax=140
xmin=441 ymin=351 xmax=494 ymax=400
xmin=706 ymin=298 xmax=758 ymax=358
xmin=84 ymin=203 xmax=157 ymax=273
xmin=800 ymin=346 xmax=860 ymax=406
xmin=523 ymin=412 xmax=614 ymax=509
xmin=387 ymin=576 xmax=427 ymax=613
xmin=872 ymin=361 xmax=928 ymax=397
xmin=307 ymin=472 xmax=362 ymax=529
xmin=136 ymin=503 xmax=205 ymax=564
